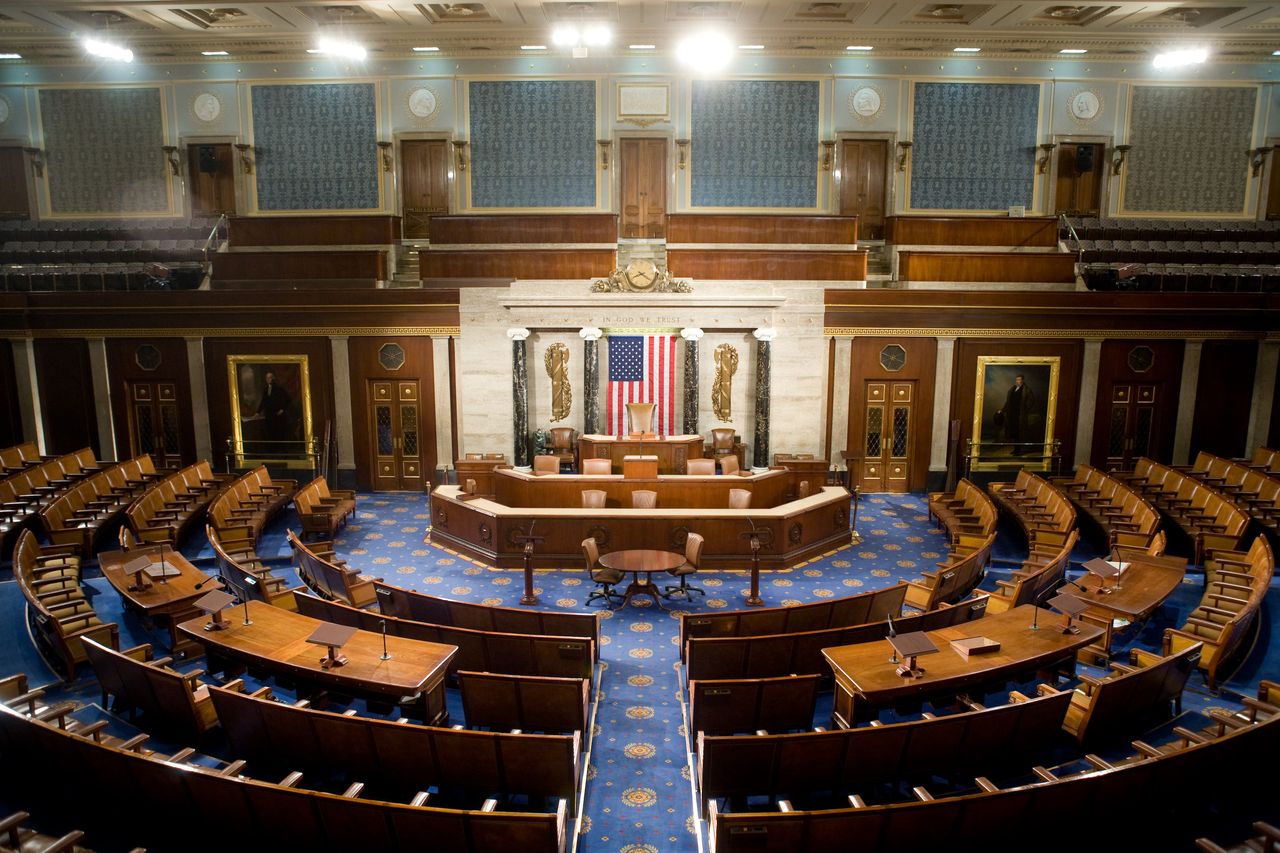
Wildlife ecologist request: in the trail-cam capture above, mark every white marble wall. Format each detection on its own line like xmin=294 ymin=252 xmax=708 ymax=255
xmin=456 ymin=280 xmax=831 ymax=461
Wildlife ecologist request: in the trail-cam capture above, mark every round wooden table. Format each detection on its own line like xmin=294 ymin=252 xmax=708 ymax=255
xmin=598 ymin=548 xmax=685 ymax=611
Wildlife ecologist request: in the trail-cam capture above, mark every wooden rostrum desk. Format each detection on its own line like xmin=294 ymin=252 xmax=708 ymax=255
xmin=429 ymin=467 xmax=852 ymax=570
xmin=178 ymin=600 xmax=457 ymax=723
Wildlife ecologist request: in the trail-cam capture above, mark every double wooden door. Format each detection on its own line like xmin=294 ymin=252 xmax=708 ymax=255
xmin=839 ymin=139 xmax=888 ymax=239
xmin=125 ymin=381 xmax=185 ymax=469
xmin=369 ymin=380 xmax=425 ymax=491
xmin=1101 ymin=382 xmax=1160 ymax=469
xmin=858 ymin=381 xmax=914 ymax=493
xmin=401 ymin=140 xmax=451 ymax=239
xmin=186 ymin=143 xmax=236 ymax=216
xmin=1054 ymin=142 xmax=1105 ymax=216
xmin=0 ymin=147 xmax=30 ymax=218
xmin=619 ymin=138 xmax=667 ymax=238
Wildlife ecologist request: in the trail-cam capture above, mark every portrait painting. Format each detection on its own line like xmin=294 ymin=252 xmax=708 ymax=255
xmin=972 ymin=356 xmax=1059 ymax=470
xmin=227 ymin=355 xmax=313 ymax=463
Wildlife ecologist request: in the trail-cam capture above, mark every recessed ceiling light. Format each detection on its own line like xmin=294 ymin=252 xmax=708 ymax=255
xmin=83 ymin=37 xmax=134 ymax=63
xmin=1152 ymin=47 xmax=1207 ymax=69
xmin=315 ymin=36 xmax=367 ymax=60
xmin=521 ymin=45 xmax=547 ymax=51
xmin=0 ymin=53 xmax=21 ymax=60
xmin=413 ymin=46 xmax=440 ymax=52
xmin=1059 ymin=48 xmax=1087 ymax=54
xmin=305 ymin=49 xmax=322 ymax=54
xmin=1272 ymin=50 xmax=1280 ymax=56
xmin=953 ymin=47 xmax=981 ymax=53
xmin=845 ymin=45 xmax=873 ymax=51
xmin=201 ymin=50 xmax=229 ymax=56
xmin=739 ymin=44 xmax=764 ymax=50
xmin=676 ymin=30 xmax=734 ymax=73
xmin=630 ymin=44 xmax=656 ymax=50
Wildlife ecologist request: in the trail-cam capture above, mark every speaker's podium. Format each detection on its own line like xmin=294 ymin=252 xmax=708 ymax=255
xmin=626 ymin=402 xmax=656 ymax=439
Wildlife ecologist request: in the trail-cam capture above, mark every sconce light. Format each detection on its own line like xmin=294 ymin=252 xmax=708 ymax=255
xmin=161 ymin=145 xmax=180 ymax=176
xmin=1251 ymin=146 xmax=1271 ymax=178
xmin=377 ymin=141 xmax=394 ymax=173
xmin=22 ymin=147 xmax=44 ymax=178
xmin=675 ymin=138 xmax=690 ymax=170
xmin=233 ymin=143 xmax=255 ymax=174
xmin=820 ymin=139 xmax=836 ymax=172
xmin=895 ymin=140 xmax=912 ymax=172
xmin=451 ymin=140 xmax=469 ymax=172
xmin=1036 ymin=143 xmax=1055 ymax=175
xmin=1111 ymin=144 xmax=1131 ymax=176
xmin=597 ymin=139 xmax=611 ymax=171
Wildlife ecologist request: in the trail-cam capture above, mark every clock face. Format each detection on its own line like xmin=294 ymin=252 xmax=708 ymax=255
xmin=624 ymin=259 xmax=659 ymax=290
xmin=1127 ymin=345 xmax=1155 ymax=373
xmin=880 ymin=344 xmax=906 ymax=372
xmin=193 ymin=92 xmax=222 ymax=123
xmin=408 ymin=87 xmax=439 ymax=120
xmin=1070 ymin=90 xmax=1100 ymax=121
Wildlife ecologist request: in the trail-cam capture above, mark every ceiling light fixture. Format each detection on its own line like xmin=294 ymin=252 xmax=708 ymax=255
xmin=845 ymin=45 xmax=873 ymax=51
xmin=201 ymin=50 xmax=229 ymax=56
xmin=1274 ymin=50 xmax=1280 ymax=56
xmin=0 ymin=53 xmax=21 ymax=60
xmin=739 ymin=44 xmax=764 ymax=50
xmin=1059 ymin=48 xmax=1087 ymax=54
xmin=630 ymin=44 xmax=656 ymax=50
xmin=83 ymin=37 xmax=134 ymax=63
xmin=952 ymin=47 xmax=980 ymax=53
xmin=676 ymin=30 xmax=734 ymax=74
xmin=413 ymin=46 xmax=440 ymax=52
xmin=1152 ymin=47 xmax=1207 ymax=68
xmin=314 ymin=36 xmax=367 ymax=60
xmin=521 ymin=44 xmax=547 ymax=51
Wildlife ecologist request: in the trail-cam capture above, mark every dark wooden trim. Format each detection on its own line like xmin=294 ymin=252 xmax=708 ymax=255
xmin=668 ymin=249 xmax=867 ymax=281
xmin=227 ymin=215 xmax=401 ymax=247
xmin=824 ymin=336 xmax=836 ymax=461
xmin=897 ymin=251 xmax=1076 ymax=284
xmin=667 ymin=214 xmax=857 ymax=244
xmin=886 ymin=215 xmax=1059 ymax=247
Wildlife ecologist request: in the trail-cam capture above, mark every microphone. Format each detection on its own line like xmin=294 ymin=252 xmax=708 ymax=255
xmin=887 ymin=612 xmax=897 ymax=638
xmin=194 ymin=572 xmax=218 ymax=590
xmin=1030 ymin=581 xmax=1061 ymax=631
xmin=887 ymin=613 xmax=898 ymax=663
xmin=379 ymin=618 xmax=392 ymax=661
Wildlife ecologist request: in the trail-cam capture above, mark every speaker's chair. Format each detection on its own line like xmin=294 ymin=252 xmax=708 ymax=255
xmin=626 ymin=402 xmax=656 ymax=436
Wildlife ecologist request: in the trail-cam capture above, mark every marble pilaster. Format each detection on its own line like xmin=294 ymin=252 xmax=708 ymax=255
xmin=184 ymin=337 xmax=213 ymax=463
xmin=928 ymin=337 xmax=956 ymax=472
xmin=681 ymin=327 xmax=703 ymax=436
xmin=1246 ymin=339 xmax=1280 ymax=453
xmin=829 ymin=337 xmax=852 ymax=463
xmin=752 ymin=327 xmax=775 ymax=470
xmin=1173 ymin=339 xmax=1204 ymax=465
xmin=509 ymin=327 xmax=531 ymax=467
xmin=9 ymin=337 xmax=44 ymax=450
xmin=85 ymin=337 xmax=117 ymax=460
xmin=328 ymin=335 xmax=357 ymax=476
xmin=580 ymin=327 xmax=602 ymax=435
xmin=1074 ymin=339 xmax=1103 ymax=466
xmin=432 ymin=337 xmax=455 ymax=478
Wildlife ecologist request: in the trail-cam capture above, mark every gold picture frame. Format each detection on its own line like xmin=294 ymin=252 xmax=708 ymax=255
xmin=971 ymin=355 xmax=1060 ymax=471
xmin=227 ymin=354 xmax=314 ymax=467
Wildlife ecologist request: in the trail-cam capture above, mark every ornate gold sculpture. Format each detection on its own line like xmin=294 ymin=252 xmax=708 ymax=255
xmin=591 ymin=260 xmax=692 ymax=293
xmin=544 ymin=343 xmax=572 ymax=422
xmin=712 ymin=343 xmax=738 ymax=422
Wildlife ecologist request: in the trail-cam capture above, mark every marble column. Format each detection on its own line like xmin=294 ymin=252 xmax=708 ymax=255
xmin=85 ymin=337 xmax=117 ymax=461
xmin=1173 ymin=339 xmax=1204 ymax=465
xmin=1246 ymin=337 xmax=1280 ymax=452
xmin=509 ymin=327 xmax=531 ymax=468
xmin=579 ymin=327 xmax=602 ymax=435
xmin=681 ymin=327 xmax=703 ymax=436
xmin=752 ymin=328 xmax=775 ymax=471
xmin=9 ymin=337 xmax=44 ymax=450
xmin=329 ymin=335 xmax=356 ymax=480
xmin=928 ymin=337 xmax=956 ymax=474
xmin=1074 ymin=339 xmax=1103 ymax=466
xmin=432 ymin=337 xmax=455 ymax=481
xmin=184 ymin=337 xmax=214 ymax=464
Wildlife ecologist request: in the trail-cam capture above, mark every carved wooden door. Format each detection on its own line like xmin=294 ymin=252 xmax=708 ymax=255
xmin=401 ymin=140 xmax=451 ymax=239
xmin=619 ymin=138 xmax=667 ymax=239
xmin=126 ymin=381 xmax=184 ymax=468
xmin=839 ymin=139 xmax=888 ymax=238
xmin=1102 ymin=383 xmax=1160 ymax=470
xmin=859 ymin=381 xmax=914 ymax=493
xmin=369 ymin=380 xmax=424 ymax=491
xmin=187 ymin=143 xmax=236 ymax=215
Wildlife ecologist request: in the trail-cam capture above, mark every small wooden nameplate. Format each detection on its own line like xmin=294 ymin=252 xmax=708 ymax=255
xmin=950 ymin=636 xmax=1001 ymax=658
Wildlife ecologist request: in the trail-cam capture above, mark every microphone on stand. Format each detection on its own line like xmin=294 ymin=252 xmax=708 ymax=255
xmin=887 ymin=613 xmax=898 ymax=663
xmin=194 ymin=571 xmax=218 ymax=590
xmin=379 ymin=619 xmax=392 ymax=661
xmin=1030 ymin=581 xmax=1061 ymax=631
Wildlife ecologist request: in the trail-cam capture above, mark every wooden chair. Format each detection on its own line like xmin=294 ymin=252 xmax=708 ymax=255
xmin=687 ymin=458 xmax=716 ymax=475
xmin=728 ymin=488 xmax=751 ymax=509
xmin=81 ymin=637 xmax=218 ymax=741
xmin=664 ymin=532 xmax=705 ymax=600
xmin=532 ymin=455 xmax=559 ymax=475
xmin=688 ymin=674 xmax=821 ymax=736
xmin=581 ymin=458 xmax=611 ymax=475
xmin=720 ymin=455 xmax=741 ymax=476
xmin=546 ymin=427 xmax=576 ymax=470
xmin=632 ymin=490 xmax=657 ymax=509
xmin=581 ymin=489 xmax=607 ymax=508
xmin=458 ymin=671 xmax=590 ymax=735
xmin=583 ymin=537 xmax=622 ymax=606
xmin=288 ymin=530 xmax=380 ymax=608
xmin=293 ymin=476 xmax=356 ymax=540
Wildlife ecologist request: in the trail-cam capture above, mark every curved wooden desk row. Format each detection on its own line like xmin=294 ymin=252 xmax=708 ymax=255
xmin=430 ymin=485 xmax=852 ymax=569
xmin=491 ymin=467 xmax=792 ymax=509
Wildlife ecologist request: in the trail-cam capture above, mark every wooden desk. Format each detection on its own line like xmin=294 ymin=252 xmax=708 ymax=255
xmin=822 ymin=604 xmax=1103 ymax=728
xmin=101 ymin=547 xmax=221 ymax=658
xmin=598 ymin=549 xmax=685 ymax=611
xmin=178 ymin=601 xmax=457 ymax=723
xmin=578 ymin=435 xmax=703 ymax=474
xmin=454 ymin=457 xmax=509 ymax=496
xmin=1072 ymin=554 xmax=1186 ymax=658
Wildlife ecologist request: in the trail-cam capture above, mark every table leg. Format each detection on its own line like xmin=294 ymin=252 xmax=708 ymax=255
xmin=745 ymin=552 xmax=764 ymax=607
xmin=616 ymin=572 xmax=669 ymax=611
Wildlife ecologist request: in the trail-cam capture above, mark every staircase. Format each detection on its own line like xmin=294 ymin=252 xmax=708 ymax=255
xmin=390 ymin=240 xmax=427 ymax=288
xmin=862 ymin=239 xmax=895 ymax=288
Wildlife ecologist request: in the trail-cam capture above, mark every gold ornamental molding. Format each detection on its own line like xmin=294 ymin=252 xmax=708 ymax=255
xmin=823 ymin=327 xmax=1262 ymax=340
xmin=16 ymin=326 xmax=462 ymax=339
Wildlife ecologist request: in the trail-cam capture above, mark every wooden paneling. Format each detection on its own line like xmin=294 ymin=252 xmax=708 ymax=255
xmin=898 ymin=251 xmax=1077 ymax=283
xmin=1191 ymin=339 xmax=1257 ymax=460
xmin=227 ymin=215 xmax=400 ymax=247
xmin=0 ymin=339 xmax=23 ymax=447
xmin=105 ymin=338 xmax=196 ymax=466
xmin=619 ymin=138 xmax=667 ymax=239
xmin=33 ymin=338 xmax=98 ymax=457
xmin=846 ymin=337 xmax=937 ymax=492
xmin=1268 ymin=144 xmax=1280 ymax=221
xmin=213 ymin=251 xmax=389 ymax=286
xmin=492 ymin=468 xmax=791 ymax=509
xmin=0 ymin=147 xmax=30 ymax=218
xmin=1054 ymin=142 xmax=1104 ymax=216
xmin=187 ymin=143 xmax=236 ymax=217
xmin=348 ymin=336 xmax=437 ymax=490
xmin=421 ymin=249 xmax=615 ymax=280
xmin=202 ymin=337 xmax=334 ymax=468
xmin=667 ymin=215 xmax=856 ymax=245
xmin=1269 ymin=361 xmax=1280 ymax=450
xmin=1091 ymin=340 xmax=1184 ymax=468
xmin=952 ymin=339 xmax=1084 ymax=468
xmin=428 ymin=215 xmax=618 ymax=244
xmin=401 ymin=140 xmax=451 ymax=239
xmin=839 ymin=140 xmax=888 ymax=239
xmin=885 ymin=216 xmax=1059 ymax=247
xmin=667 ymin=249 xmax=866 ymax=281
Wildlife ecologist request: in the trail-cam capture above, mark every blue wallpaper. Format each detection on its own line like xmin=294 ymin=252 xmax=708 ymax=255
xmin=910 ymin=82 xmax=1039 ymax=210
xmin=1124 ymin=86 xmax=1255 ymax=213
xmin=39 ymin=88 xmax=169 ymax=214
xmin=690 ymin=80 xmax=819 ymax=208
xmin=469 ymin=80 xmax=596 ymax=208
xmin=251 ymin=83 xmax=379 ymax=211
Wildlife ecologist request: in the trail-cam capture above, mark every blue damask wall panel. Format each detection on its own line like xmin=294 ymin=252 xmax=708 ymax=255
xmin=469 ymin=80 xmax=596 ymax=208
xmin=690 ymin=80 xmax=819 ymax=208
xmin=39 ymin=88 xmax=169 ymax=214
xmin=910 ymin=82 xmax=1039 ymax=210
xmin=1124 ymin=86 xmax=1255 ymax=214
xmin=251 ymin=83 xmax=379 ymax=211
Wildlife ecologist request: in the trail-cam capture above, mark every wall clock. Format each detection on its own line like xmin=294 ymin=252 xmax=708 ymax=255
xmin=1127 ymin=345 xmax=1155 ymax=373
xmin=880 ymin=344 xmax=906 ymax=372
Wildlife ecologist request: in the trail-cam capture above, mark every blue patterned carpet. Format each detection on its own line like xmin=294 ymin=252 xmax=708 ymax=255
xmin=2 ymin=491 xmax=1277 ymax=852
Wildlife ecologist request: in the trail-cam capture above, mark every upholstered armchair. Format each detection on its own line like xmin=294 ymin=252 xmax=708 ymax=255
xmin=686 ymin=459 xmax=716 ymax=475
xmin=632 ymin=490 xmax=658 ymax=509
xmin=708 ymin=428 xmax=746 ymax=471
xmin=581 ymin=489 xmax=607 ymax=508
xmin=583 ymin=537 xmax=623 ymax=606
xmin=729 ymin=488 xmax=751 ymax=509
xmin=532 ymin=455 xmax=560 ymax=475
xmin=583 ymin=458 xmax=612 ymax=475
xmin=548 ymin=427 xmax=577 ymax=471
xmin=664 ymin=532 xmax=705 ymax=600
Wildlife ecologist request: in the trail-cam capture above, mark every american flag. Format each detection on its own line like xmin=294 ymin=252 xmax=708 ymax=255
xmin=607 ymin=334 xmax=677 ymax=436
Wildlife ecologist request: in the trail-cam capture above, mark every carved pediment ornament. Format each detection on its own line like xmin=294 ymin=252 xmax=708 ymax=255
xmin=592 ymin=260 xmax=692 ymax=293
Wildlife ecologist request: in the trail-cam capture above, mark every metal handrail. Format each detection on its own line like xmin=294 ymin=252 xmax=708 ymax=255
xmin=201 ymin=213 xmax=228 ymax=264
xmin=1058 ymin=212 xmax=1083 ymax=261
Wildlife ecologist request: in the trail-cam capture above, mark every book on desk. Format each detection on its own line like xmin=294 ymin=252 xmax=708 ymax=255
xmin=949 ymin=636 xmax=1001 ymax=657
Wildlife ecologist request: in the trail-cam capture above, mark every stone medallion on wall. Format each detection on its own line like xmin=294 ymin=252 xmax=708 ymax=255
xmin=848 ymin=85 xmax=884 ymax=123
xmin=1066 ymin=88 xmax=1103 ymax=126
xmin=407 ymin=86 xmax=440 ymax=125
xmin=191 ymin=91 xmax=223 ymax=124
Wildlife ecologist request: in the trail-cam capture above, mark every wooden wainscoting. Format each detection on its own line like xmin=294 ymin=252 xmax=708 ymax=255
xmin=667 ymin=249 xmax=867 ymax=281
xmin=227 ymin=215 xmax=401 ymax=247
xmin=212 ymin=250 xmax=389 ymax=288
xmin=420 ymin=249 xmax=616 ymax=280
xmin=897 ymin=251 xmax=1077 ymax=284
xmin=427 ymin=214 xmax=618 ymax=244
xmin=886 ymin=216 xmax=1060 ymax=247
xmin=667 ymin=214 xmax=857 ymax=245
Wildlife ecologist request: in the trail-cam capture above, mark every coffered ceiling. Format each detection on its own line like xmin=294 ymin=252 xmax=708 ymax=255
xmin=0 ymin=1 xmax=1277 ymax=62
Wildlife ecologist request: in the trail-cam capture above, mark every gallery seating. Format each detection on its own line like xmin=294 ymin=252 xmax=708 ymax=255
xmin=81 ymin=637 xmax=219 ymax=741
xmin=1120 ymin=458 xmax=1249 ymax=563
xmin=988 ymin=470 xmax=1076 ymax=549
xmin=293 ymin=475 xmax=357 ymax=540
xmin=688 ymin=674 xmax=822 ymax=737
xmin=206 ymin=465 xmax=297 ymax=545
xmin=290 ymin=530 xmax=381 ymax=608
xmin=458 ymin=671 xmax=590 ymax=735
xmin=0 ymin=441 xmax=46 ymax=475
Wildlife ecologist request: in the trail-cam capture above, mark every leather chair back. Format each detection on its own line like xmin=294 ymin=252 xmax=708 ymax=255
xmin=685 ymin=532 xmax=705 ymax=568
xmin=686 ymin=459 xmax=716 ymax=475
xmin=627 ymin=402 xmax=656 ymax=434
xmin=711 ymin=428 xmax=736 ymax=451
xmin=549 ymin=427 xmax=575 ymax=450
xmin=582 ymin=458 xmax=612 ymax=475
xmin=729 ymin=488 xmax=751 ymax=509
xmin=532 ymin=455 xmax=559 ymax=475
xmin=632 ymin=490 xmax=658 ymax=509
xmin=582 ymin=489 xmax=607 ymax=508
xmin=720 ymin=455 xmax=740 ymax=476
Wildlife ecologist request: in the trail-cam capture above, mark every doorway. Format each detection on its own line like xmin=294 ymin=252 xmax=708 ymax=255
xmin=618 ymin=138 xmax=667 ymax=239
xmin=0 ymin=147 xmax=31 ymax=218
xmin=125 ymin=381 xmax=186 ymax=469
xmin=401 ymin=139 xmax=451 ymax=239
xmin=186 ymin=143 xmax=236 ymax=216
xmin=839 ymin=139 xmax=889 ymax=239
xmin=368 ymin=380 xmax=425 ymax=491
xmin=1054 ymin=142 xmax=1105 ymax=216
xmin=858 ymin=380 xmax=914 ymax=493
xmin=1101 ymin=383 xmax=1160 ymax=470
